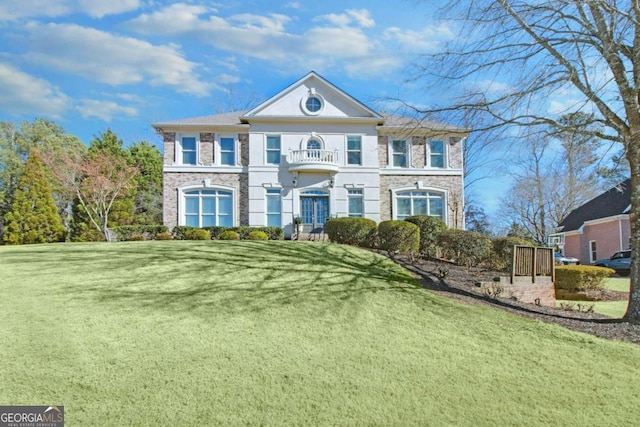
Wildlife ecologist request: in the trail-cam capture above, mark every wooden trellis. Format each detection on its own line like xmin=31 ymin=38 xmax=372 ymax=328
xmin=511 ymin=246 xmax=554 ymax=284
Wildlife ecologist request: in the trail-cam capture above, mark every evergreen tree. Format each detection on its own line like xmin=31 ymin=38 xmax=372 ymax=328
xmin=126 ymin=141 xmax=163 ymax=225
xmin=3 ymin=151 xmax=65 ymax=244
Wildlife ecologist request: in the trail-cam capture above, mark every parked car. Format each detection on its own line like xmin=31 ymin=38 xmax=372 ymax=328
xmin=554 ymin=252 xmax=579 ymax=265
xmin=593 ymin=250 xmax=631 ymax=276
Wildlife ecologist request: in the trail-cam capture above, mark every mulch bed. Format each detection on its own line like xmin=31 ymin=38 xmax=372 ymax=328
xmin=388 ymin=254 xmax=640 ymax=345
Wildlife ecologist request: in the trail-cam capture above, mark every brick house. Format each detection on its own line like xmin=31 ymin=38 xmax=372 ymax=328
xmin=154 ymin=72 xmax=468 ymax=237
xmin=550 ymin=179 xmax=631 ymax=264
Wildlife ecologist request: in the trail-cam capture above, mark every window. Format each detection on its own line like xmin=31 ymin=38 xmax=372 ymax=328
xmin=589 ymin=241 xmax=597 ymax=263
xmin=395 ymin=191 xmax=444 ymax=221
xmin=306 ymin=96 xmax=322 ymax=112
xmin=429 ymin=140 xmax=445 ymax=168
xmin=307 ymin=139 xmax=322 ymax=150
xmin=181 ymin=137 xmax=197 ymax=165
xmin=348 ymin=189 xmax=364 ymax=218
xmin=391 ymin=139 xmax=408 ymax=167
xmin=266 ymin=189 xmax=282 ymax=227
xmin=220 ymin=137 xmax=235 ymax=165
xmin=184 ymin=189 xmax=233 ymax=227
xmin=266 ymin=135 xmax=281 ymax=164
xmin=347 ymin=136 xmax=362 ymax=165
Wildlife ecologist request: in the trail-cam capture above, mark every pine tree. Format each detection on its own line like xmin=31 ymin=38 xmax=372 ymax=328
xmin=3 ymin=151 xmax=66 ymax=244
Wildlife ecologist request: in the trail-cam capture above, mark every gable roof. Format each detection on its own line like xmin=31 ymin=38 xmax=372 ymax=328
xmin=558 ymin=178 xmax=631 ymax=232
xmin=242 ymin=71 xmax=383 ymax=120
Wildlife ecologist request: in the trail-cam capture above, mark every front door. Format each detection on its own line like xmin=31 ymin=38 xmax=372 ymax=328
xmin=300 ymin=195 xmax=329 ymax=232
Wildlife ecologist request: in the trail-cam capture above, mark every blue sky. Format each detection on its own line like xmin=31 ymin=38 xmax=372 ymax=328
xmin=0 ymin=0 xmax=513 ymax=214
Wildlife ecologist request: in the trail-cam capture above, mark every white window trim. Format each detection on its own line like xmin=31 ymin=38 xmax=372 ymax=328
xmin=302 ymin=133 xmax=325 ymax=150
xmin=426 ymin=139 xmax=448 ymax=169
xmin=300 ymin=89 xmax=325 ymax=116
xmin=387 ymin=137 xmax=412 ymax=168
xmin=347 ymin=188 xmax=364 ymax=217
xmin=176 ymin=133 xmax=200 ymax=166
xmin=589 ymin=240 xmax=597 ymax=263
xmin=265 ymin=188 xmax=282 ymax=227
xmin=177 ymin=183 xmax=237 ymax=227
xmin=216 ymin=134 xmax=238 ymax=166
xmin=265 ymin=134 xmax=281 ymax=165
xmin=346 ymin=135 xmax=363 ymax=166
xmin=390 ymin=185 xmax=448 ymax=225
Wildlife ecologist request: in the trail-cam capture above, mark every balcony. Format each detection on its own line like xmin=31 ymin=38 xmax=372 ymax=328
xmin=287 ymin=149 xmax=340 ymax=173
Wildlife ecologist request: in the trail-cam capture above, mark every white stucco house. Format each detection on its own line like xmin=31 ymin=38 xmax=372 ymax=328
xmin=154 ymin=72 xmax=468 ymax=237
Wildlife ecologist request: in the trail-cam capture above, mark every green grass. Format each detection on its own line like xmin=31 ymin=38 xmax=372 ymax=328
xmin=557 ymin=277 xmax=631 ymax=318
xmin=2 ymin=241 xmax=640 ymax=426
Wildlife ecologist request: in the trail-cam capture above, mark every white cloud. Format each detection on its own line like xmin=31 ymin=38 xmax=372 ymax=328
xmin=229 ymin=13 xmax=291 ymax=32
xmin=284 ymin=2 xmax=301 ymax=10
xmin=346 ymin=9 xmax=375 ymax=28
xmin=78 ymin=0 xmax=141 ymax=18
xmin=0 ymin=0 xmax=71 ymax=20
xmin=384 ymin=23 xmax=454 ymax=52
xmin=23 ymin=23 xmax=212 ymax=96
xmin=127 ymin=5 xmax=385 ymax=74
xmin=76 ymin=99 xmax=138 ymax=121
xmin=0 ymin=63 xmax=69 ymax=117
xmin=0 ymin=0 xmax=140 ymax=20
xmin=315 ymin=9 xmax=374 ymax=28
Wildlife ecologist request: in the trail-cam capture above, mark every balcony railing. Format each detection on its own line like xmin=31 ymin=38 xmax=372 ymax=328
xmin=287 ymin=149 xmax=340 ymax=173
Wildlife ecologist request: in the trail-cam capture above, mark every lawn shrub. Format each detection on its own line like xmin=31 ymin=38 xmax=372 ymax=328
xmin=219 ymin=230 xmax=240 ymax=240
xmin=491 ymin=236 xmax=534 ymax=271
xmin=438 ymin=229 xmax=492 ymax=267
xmin=404 ymin=215 xmax=446 ymax=258
xmin=112 ymin=225 xmax=169 ymax=241
xmin=555 ymin=265 xmax=615 ymax=291
xmin=203 ymin=226 xmax=284 ymax=240
xmin=326 ymin=217 xmax=377 ymax=247
xmin=185 ymin=228 xmax=211 ymax=240
xmin=155 ymin=232 xmax=172 ymax=240
xmin=378 ymin=220 xmax=419 ymax=255
xmin=171 ymin=226 xmax=193 ymax=240
xmin=247 ymin=231 xmax=268 ymax=241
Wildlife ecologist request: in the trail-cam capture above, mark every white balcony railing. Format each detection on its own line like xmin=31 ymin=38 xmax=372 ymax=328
xmin=287 ymin=149 xmax=340 ymax=173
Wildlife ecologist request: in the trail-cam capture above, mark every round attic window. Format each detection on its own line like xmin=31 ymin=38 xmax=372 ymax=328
xmin=301 ymin=92 xmax=324 ymax=115
xmin=305 ymin=96 xmax=322 ymax=112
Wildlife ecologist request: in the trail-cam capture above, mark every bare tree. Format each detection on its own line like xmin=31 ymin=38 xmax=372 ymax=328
xmin=46 ymin=152 xmax=138 ymax=241
xmin=414 ymin=1 xmax=640 ymax=322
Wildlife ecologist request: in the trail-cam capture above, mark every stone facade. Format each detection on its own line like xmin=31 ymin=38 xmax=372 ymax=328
xmin=379 ymin=174 xmax=464 ymax=227
xmin=200 ymin=133 xmax=214 ymax=165
xmin=163 ymin=172 xmax=249 ymax=227
xmin=163 ymin=132 xmax=175 ymax=164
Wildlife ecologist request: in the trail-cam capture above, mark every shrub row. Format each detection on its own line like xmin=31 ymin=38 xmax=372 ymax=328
xmin=325 ymin=215 xmax=541 ymax=269
xmin=325 ymin=217 xmax=377 ymax=247
xmin=111 ymin=225 xmax=169 ymax=241
xmin=555 ymin=265 xmax=614 ymax=291
xmin=172 ymin=226 xmax=284 ymax=241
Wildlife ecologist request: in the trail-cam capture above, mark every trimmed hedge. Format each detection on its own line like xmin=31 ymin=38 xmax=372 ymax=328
xmin=438 ymin=229 xmax=492 ymax=267
xmin=111 ymin=225 xmax=169 ymax=241
xmin=247 ymin=231 xmax=268 ymax=241
xmin=185 ymin=228 xmax=211 ymax=240
xmin=491 ymin=236 xmax=534 ymax=271
xmin=171 ymin=226 xmax=284 ymax=241
xmin=326 ymin=217 xmax=377 ymax=247
xmin=219 ymin=230 xmax=240 ymax=240
xmin=404 ymin=215 xmax=446 ymax=257
xmin=555 ymin=265 xmax=615 ymax=291
xmin=378 ymin=220 xmax=419 ymax=255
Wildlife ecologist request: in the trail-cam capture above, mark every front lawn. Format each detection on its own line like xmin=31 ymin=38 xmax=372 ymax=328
xmin=557 ymin=277 xmax=630 ymax=318
xmin=2 ymin=241 xmax=640 ymax=426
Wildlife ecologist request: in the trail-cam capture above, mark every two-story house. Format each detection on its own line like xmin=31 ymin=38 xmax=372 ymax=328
xmin=154 ymin=72 xmax=468 ymax=237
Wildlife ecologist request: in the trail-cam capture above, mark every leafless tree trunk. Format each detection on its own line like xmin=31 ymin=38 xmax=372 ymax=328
xmin=414 ymin=0 xmax=640 ymax=322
